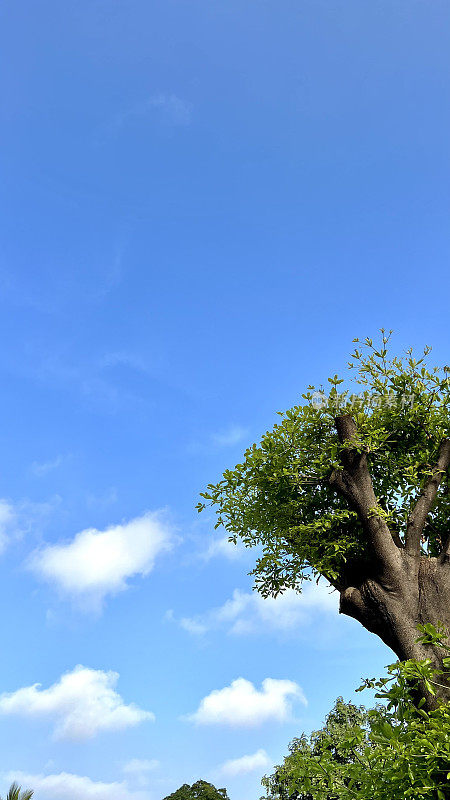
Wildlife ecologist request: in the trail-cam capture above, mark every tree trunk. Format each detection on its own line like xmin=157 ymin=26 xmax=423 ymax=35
xmin=330 ymin=415 xmax=450 ymax=711
xmin=339 ymin=551 xmax=450 ymax=709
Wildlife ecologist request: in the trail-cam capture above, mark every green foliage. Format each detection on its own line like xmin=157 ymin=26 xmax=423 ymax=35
xmin=198 ymin=331 xmax=450 ymax=595
xmin=260 ymin=697 xmax=370 ymax=799
xmin=0 ymin=784 xmax=33 ymax=800
xmin=261 ymin=624 xmax=450 ymax=800
xmin=162 ymin=779 xmax=230 ymax=800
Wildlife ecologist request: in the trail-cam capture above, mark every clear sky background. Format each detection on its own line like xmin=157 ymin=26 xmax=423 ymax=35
xmin=0 ymin=1 xmax=449 ymax=799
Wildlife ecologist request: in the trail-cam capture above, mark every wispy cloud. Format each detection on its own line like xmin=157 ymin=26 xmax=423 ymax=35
xmin=216 ymin=749 xmax=272 ymax=777
xmin=99 ymin=351 xmax=149 ymax=372
xmin=184 ymin=677 xmax=306 ymax=727
xmin=85 ymin=486 xmax=118 ymax=509
xmin=30 ymin=455 xmax=66 ymax=478
xmin=2 ymin=771 xmax=150 ymax=800
xmin=211 ymin=425 xmax=248 ymax=448
xmin=123 ymin=759 xmax=159 ymax=788
xmin=188 ymin=425 xmax=249 ymax=456
xmin=92 ymin=250 xmax=124 ymax=301
xmin=113 ymin=93 xmax=192 ymax=131
xmin=172 ymin=582 xmax=338 ymax=637
xmin=0 ymin=499 xmax=20 ymax=555
xmin=0 ymin=665 xmax=154 ymax=741
xmin=0 ymin=496 xmax=58 ymax=554
xmin=201 ymin=534 xmax=247 ymax=562
xmin=29 ymin=510 xmax=174 ymax=612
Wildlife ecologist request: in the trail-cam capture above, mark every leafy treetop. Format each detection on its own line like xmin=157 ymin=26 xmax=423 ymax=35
xmin=162 ymin=780 xmax=230 ymax=800
xmin=0 ymin=784 xmax=33 ymax=800
xmin=261 ymin=696 xmax=370 ymax=800
xmin=198 ymin=331 xmax=450 ymax=595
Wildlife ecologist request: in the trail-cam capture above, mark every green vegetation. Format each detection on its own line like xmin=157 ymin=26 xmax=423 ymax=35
xmin=163 ymin=779 xmax=230 ymax=799
xmin=261 ymin=697 xmax=370 ymax=799
xmin=199 ymin=332 xmax=450 ymax=706
xmin=164 ymin=627 xmax=450 ymax=799
xmin=0 ymin=784 xmax=33 ymax=800
xmin=261 ymin=624 xmax=450 ymax=800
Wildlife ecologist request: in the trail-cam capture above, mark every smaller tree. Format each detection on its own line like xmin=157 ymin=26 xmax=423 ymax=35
xmin=261 ymin=624 xmax=450 ymax=800
xmin=0 ymin=784 xmax=33 ymax=800
xmin=260 ymin=697 xmax=370 ymax=800
xmin=163 ymin=780 xmax=230 ymax=800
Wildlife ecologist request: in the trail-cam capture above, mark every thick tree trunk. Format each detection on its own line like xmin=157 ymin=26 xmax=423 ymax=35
xmin=328 ymin=416 xmax=450 ymax=710
xmin=339 ymin=552 xmax=450 ymax=709
xmin=329 ymin=415 xmax=450 ymax=710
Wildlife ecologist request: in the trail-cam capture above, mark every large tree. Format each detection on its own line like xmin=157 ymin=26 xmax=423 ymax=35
xmin=198 ymin=332 xmax=450 ymax=707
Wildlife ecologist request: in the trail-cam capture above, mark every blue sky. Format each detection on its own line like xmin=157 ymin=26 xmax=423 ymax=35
xmin=0 ymin=1 xmax=449 ymax=798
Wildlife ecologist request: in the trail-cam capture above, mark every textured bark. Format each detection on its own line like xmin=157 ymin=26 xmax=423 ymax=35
xmin=330 ymin=415 xmax=450 ymax=710
xmin=340 ymin=554 xmax=450 ymax=708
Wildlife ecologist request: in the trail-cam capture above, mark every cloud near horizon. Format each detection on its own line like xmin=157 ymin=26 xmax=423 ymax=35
xmin=3 ymin=771 xmax=150 ymax=800
xmin=185 ymin=677 xmax=306 ymax=727
xmin=29 ymin=510 xmax=173 ymax=610
xmin=0 ymin=665 xmax=154 ymax=741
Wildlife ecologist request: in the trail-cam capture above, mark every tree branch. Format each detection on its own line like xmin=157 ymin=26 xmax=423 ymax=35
xmin=329 ymin=415 xmax=401 ymax=578
xmin=339 ymin=585 xmax=397 ymax=651
xmin=405 ymin=438 xmax=450 ymax=556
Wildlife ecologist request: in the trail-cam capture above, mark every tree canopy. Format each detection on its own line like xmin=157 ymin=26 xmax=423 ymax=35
xmin=261 ymin=696 xmax=370 ymax=800
xmin=198 ymin=331 xmax=450 ymax=596
xmin=199 ymin=332 xmax=450 ymax=708
xmin=162 ymin=779 xmax=230 ymax=800
xmin=261 ymin=624 xmax=450 ymax=800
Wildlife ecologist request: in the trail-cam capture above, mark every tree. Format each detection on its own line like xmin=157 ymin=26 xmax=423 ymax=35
xmin=261 ymin=624 xmax=450 ymax=800
xmin=198 ymin=332 xmax=450 ymax=707
xmin=0 ymin=784 xmax=33 ymax=800
xmin=261 ymin=697 xmax=370 ymax=799
xmin=162 ymin=779 xmax=230 ymax=800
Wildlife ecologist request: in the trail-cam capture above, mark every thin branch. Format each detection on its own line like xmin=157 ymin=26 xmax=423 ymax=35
xmin=329 ymin=415 xmax=401 ymax=577
xmin=405 ymin=438 xmax=450 ymax=556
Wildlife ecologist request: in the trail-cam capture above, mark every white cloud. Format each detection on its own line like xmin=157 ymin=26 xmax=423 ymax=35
xmin=211 ymin=425 xmax=248 ymax=448
xmin=29 ymin=510 xmax=173 ymax=610
xmin=185 ymin=677 xmax=306 ymax=727
xmin=179 ymin=617 xmax=209 ymax=635
xmin=176 ymin=582 xmax=338 ymax=636
xmin=0 ymin=665 xmax=154 ymax=741
xmin=218 ymin=749 xmax=272 ymax=777
xmin=165 ymin=609 xmax=208 ymax=635
xmin=202 ymin=535 xmax=246 ymax=562
xmin=31 ymin=455 xmax=64 ymax=477
xmin=3 ymin=772 xmax=150 ymax=800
